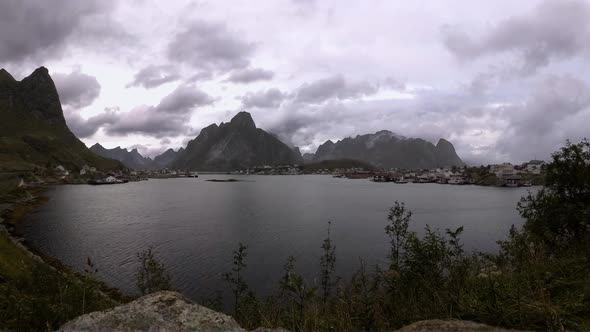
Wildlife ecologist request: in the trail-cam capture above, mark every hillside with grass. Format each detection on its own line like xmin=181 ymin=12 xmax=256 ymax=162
xmin=0 ymin=67 xmax=121 ymax=173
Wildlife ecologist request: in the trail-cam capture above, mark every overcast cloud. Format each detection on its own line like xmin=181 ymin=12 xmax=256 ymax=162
xmin=3 ymin=0 xmax=588 ymax=163
xmin=53 ymin=70 xmax=101 ymax=109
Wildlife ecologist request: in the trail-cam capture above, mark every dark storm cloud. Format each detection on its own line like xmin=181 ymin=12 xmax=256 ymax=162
xmin=65 ymin=107 xmax=119 ymax=138
xmin=442 ymin=0 xmax=590 ymax=75
xmin=156 ymin=85 xmax=215 ymax=113
xmin=0 ymin=0 xmax=121 ymax=64
xmin=241 ymin=89 xmax=285 ymax=108
xmin=226 ymin=68 xmax=274 ymax=83
xmin=103 ymin=85 xmax=215 ymax=138
xmin=167 ymin=21 xmax=255 ymax=75
xmin=127 ymin=65 xmax=180 ymax=89
xmin=53 ymin=70 xmax=101 ymax=109
xmin=295 ymin=75 xmax=379 ymax=103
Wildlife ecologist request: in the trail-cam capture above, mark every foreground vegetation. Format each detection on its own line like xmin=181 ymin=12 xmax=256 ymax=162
xmin=1 ymin=139 xmax=588 ymax=330
xmin=139 ymin=140 xmax=590 ymax=331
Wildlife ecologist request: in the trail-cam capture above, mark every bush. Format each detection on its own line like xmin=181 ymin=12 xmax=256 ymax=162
xmin=135 ymin=247 xmax=172 ymax=295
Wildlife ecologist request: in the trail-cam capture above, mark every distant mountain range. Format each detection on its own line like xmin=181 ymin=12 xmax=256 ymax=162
xmin=0 ymin=67 xmax=464 ymax=173
xmin=0 ymin=67 xmax=121 ymax=172
xmin=89 ymin=144 xmax=183 ymax=170
xmin=172 ymin=112 xmax=303 ymax=171
xmin=309 ymin=130 xmax=464 ymax=169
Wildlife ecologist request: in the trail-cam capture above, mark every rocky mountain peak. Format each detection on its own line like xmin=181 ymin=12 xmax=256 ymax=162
xmin=230 ymin=111 xmax=256 ymax=130
xmin=313 ymin=132 xmax=464 ymax=169
xmin=18 ymin=66 xmax=65 ymax=126
xmin=0 ymin=68 xmax=16 ymax=83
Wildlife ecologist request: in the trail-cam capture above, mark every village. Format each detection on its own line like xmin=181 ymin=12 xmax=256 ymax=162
xmin=40 ymin=159 xmax=545 ymax=188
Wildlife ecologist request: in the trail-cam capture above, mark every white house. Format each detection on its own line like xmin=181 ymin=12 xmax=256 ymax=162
xmin=525 ymin=160 xmax=544 ymax=174
xmin=490 ymin=163 xmax=516 ymax=178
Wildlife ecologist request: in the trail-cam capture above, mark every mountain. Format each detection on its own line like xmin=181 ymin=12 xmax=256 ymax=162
xmin=172 ymin=112 xmax=302 ymax=171
xmin=0 ymin=67 xmax=121 ymax=172
xmin=90 ymin=144 xmax=155 ymax=170
xmin=153 ymin=147 xmax=184 ymax=168
xmin=302 ymin=153 xmax=315 ymax=163
xmin=313 ymin=130 xmax=464 ymax=169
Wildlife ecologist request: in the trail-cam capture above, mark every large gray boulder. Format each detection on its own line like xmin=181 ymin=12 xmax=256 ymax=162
xmin=397 ymin=319 xmax=528 ymax=331
xmin=58 ymin=291 xmax=245 ymax=332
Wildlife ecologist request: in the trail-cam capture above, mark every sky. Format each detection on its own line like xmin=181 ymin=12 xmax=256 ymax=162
xmin=2 ymin=0 xmax=590 ymax=164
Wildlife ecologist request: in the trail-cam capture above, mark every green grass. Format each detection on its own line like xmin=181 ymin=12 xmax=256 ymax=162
xmin=0 ymin=103 xmax=121 ymax=173
xmin=0 ymin=232 xmax=34 ymax=280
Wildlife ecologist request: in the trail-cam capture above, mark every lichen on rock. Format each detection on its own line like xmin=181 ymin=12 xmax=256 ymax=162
xmin=58 ymin=291 xmax=245 ymax=332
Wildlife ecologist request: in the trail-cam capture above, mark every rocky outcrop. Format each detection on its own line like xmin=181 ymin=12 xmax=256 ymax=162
xmin=172 ymin=112 xmax=302 ymax=171
xmin=313 ymin=130 xmax=464 ymax=169
xmin=59 ymin=291 xmax=245 ymax=332
xmin=397 ymin=319 xmax=526 ymax=331
xmin=0 ymin=67 xmax=121 ymax=172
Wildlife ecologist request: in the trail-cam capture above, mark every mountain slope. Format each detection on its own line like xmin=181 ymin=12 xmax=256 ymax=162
xmin=0 ymin=67 xmax=121 ymax=172
xmin=153 ymin=148 xmax=184 ymax=168
xmin=172 ymin=112 xmax=302 ymax=171
xmin=314 ymin=130 xmax=464 ymax=169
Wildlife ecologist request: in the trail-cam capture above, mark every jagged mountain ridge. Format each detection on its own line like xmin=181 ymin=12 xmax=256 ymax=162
xmin=313 ymin=130 xmax=464 ymax=169
xmin=154 ymin=147 xmax=184 ymax=168
xmin=0 ymin=67 xmax=121 ymax=172
xmin=172 ymin=112 xmax=303 ymax=171
xmin=90 ymin=144 xmax=184 ymax=170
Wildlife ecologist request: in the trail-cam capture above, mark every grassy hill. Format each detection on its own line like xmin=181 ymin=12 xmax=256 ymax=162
xmin=0 ymin=67 xmax=121 ymax=173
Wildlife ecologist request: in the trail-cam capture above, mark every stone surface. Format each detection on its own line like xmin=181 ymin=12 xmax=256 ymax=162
xmin=397 ymin=319 xmax=527 ymax=332
xmin=59 ymin=291 xmax=246 ymax=332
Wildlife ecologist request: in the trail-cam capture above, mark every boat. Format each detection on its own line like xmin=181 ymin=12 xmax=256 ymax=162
xmin=395 ymin=177 xmax=408 ymax=184
xmin=188 ymin=172 xmax=199 ymax=178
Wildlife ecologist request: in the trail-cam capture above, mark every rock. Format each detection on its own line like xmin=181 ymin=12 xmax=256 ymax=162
xmin=58 ymin=291 xmax=246 ymax=332
xmin=397 ymin=319 xmax=527 ymax=332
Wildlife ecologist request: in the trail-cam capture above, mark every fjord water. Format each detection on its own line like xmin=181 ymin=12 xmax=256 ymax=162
xmin=23 ymin=175 xmax=531 ymax=301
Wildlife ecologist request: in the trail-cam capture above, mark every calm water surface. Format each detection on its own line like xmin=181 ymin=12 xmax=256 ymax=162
xmin=23 ymin=175 xmax=533 ymax=302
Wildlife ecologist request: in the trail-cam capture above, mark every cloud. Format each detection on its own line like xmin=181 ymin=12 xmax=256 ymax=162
xmin=65 ymin=107 xmax=119 ymax=138
xmin=495 ymin=74 xmax=590 ymax=160
xmin=156 ymin=85 xmax=216 ymax=113
xmin=0 ymin=0 xmax=123 ymax=64
xmin=442 ymin=0 xmax=590 ymax=75
xmin=295 ymin=75 xmax=379 ymax=104
xmin=53 ymin=70 xmax=101 ymax=109
xmin=226 ymin=68 xmax=274 ymax=83
xmin=127 ymin=65 xmax=180 ymax=89
xmin=241 ymin=88 xmax=285 ymax=108
xmin=103 ymin=85 xmax=215 ymax=138
xmin=167 ymin=21 xmax=255 ymax=75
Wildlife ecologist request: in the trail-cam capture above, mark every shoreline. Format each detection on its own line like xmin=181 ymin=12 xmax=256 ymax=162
xmin=0 ymin=184 xmax=132 ymax=304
